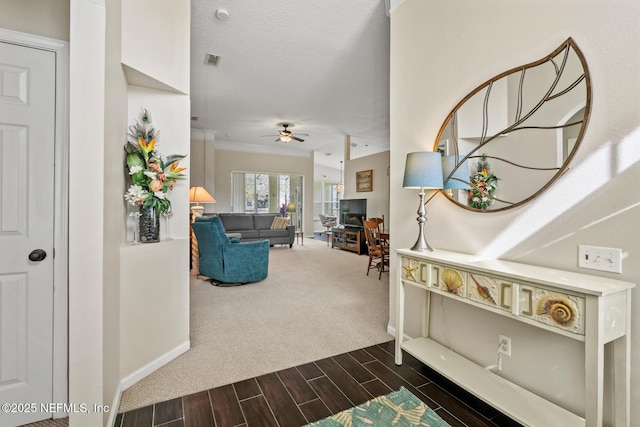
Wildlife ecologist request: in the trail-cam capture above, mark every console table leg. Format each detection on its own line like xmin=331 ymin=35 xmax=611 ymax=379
xmin=585 ymin=297 xmax=604 ymax=427
xmin=613 ymin=289 xmax=632 ymax=427
xmin=395 ymin=278 xmax=405 ymax=365
xmin=612 ymin=335 xmax=630 ymax=427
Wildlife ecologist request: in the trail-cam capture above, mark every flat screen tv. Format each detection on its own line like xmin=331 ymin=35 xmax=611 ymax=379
xmin=339 ymin=198 xmax=367 ymax=228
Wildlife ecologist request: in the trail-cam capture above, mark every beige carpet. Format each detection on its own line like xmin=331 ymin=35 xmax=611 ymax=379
xmin=119 ymin=237 xmax=392 ymax=412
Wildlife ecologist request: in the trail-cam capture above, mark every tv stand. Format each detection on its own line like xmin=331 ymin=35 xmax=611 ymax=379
xmin=331 ymin=227 xmax=365 ymax=255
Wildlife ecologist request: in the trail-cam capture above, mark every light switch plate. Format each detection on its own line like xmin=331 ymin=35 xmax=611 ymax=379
xmin=578 ymin=245 xmax=622 ymax=274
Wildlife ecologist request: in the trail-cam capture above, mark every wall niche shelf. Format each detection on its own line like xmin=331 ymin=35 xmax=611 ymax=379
xmin=122 ymin=63 xmax=188 ymax=94
xmin=394 ymin=248 xmax=634 ymax=427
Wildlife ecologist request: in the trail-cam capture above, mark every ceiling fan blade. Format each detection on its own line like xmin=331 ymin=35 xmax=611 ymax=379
xmin=291 ymin=136 xmax=304 ymax=142
xmin=274 ymin=137 xmax=280 ymax=142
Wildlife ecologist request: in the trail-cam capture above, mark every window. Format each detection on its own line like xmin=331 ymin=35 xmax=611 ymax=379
xmin=247 ymin=173 xmax=269 ymax=212
xmin=313 ymin=182 xmax=339 ymax=220
xmin=231 ymin=172 xmax=304 ymax=228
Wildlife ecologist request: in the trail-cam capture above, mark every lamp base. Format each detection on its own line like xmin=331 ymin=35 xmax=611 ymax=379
xmin=410 ymin=188 xmax=434 ymax=252
xmin=410 ymin=234 xmax=433 ymax=252
xmin=191 ymin=205 xmax=204 ymax=222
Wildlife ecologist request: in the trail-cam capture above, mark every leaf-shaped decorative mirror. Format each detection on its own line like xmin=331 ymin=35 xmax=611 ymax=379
xmin=434 ymin=38 xmax=591 ymax=212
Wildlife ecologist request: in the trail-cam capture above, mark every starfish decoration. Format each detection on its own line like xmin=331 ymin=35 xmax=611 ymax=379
xmin=402 ymin=263 xmax=419 ymax=281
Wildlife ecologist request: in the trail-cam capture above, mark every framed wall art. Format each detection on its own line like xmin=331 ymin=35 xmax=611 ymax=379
xmin=356 ymin=169 xmax=373 ymax=192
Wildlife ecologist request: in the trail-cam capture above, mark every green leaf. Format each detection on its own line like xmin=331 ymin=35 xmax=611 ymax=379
xmin=164 ymin=154 xmax=187 ymax=166
xmin=126 ymin=152 xmax=144 ymax=168
xmin=131 ymin=174 xmax=146 ymax=186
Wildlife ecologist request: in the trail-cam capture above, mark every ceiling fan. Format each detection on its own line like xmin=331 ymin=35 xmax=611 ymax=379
xmin=262 ymin=123 xmax=308 ymax=143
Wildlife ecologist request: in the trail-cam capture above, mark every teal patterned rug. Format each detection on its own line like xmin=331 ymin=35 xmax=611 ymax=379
xmin=305 ymin=387 xmax=451 ymax=427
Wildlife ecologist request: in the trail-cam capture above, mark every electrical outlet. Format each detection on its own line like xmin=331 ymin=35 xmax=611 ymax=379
xmin=578 ymin=245 xmax=622 ymax=274
xmin=498 ymin=335 xmax=511 ymax=357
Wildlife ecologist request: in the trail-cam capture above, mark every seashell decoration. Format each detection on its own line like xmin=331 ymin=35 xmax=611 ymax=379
xmin=469 ymin=274 xmax=497 ymax=305
xmin=537 ymin=295 xmax=577 ymax=327
xmin=441 ymin=269 xmax=464 ymax=295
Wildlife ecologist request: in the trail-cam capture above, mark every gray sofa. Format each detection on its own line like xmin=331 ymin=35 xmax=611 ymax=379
xmin=218 ymin=213 xmax=295 ymax=248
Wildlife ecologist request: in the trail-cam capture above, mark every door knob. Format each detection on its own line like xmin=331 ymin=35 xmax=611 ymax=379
xmin=28 ymin=249 xmax=47 ymax=262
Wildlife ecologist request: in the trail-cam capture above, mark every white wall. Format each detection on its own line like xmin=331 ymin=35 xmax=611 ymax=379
xmin=69 ymin=1 xmax=107 ymax=425
xmin=314 ymin=162 xmax=341 ymax=183
xmin=103 ymin=0 xmax=126 ymax=423
xmin=119 ymin=240 xmax=189 ymax=384
xmin=121 ymin=0 xmax=190 ymax=94
xmin=0 ymin=0 xmax=69 ymax=40
xmin=389 ymin=1 xmax=640 ymax=424
xmin=344 ymin=151 xmax=390 ymax=225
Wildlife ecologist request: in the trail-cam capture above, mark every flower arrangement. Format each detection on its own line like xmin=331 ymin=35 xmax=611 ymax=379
xmin=468 ymin=155 xmax=498 ymax=210
xmin=123 ymin=109 xmax=187 ymax=214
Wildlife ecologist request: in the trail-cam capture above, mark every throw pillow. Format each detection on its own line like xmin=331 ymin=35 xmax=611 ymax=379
xmin=279 ymin=216 xmax=290 ymax=229
xmin=282 ymin=217 xmax=291 ymax=229
xmin=270 ymin=216 xmax=280 ymax=230
xmin=270 ymin=216 xmax=289 ymax=230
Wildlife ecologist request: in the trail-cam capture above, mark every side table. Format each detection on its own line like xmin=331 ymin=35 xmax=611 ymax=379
xmin=295 ymin=230 xmax=303 ymax=246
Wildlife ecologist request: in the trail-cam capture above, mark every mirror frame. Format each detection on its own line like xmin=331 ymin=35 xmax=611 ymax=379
xmin=433 ymin=37 xmax=592 ymax=213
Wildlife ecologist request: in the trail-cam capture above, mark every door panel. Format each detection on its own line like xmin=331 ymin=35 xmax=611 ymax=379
xmin=1 ymin=125 xmax=27 ymax=234
xmin=0 ymin=274 xmax=27 ymax=384
xmin=0 ymin=41 xmax=56 ymax=426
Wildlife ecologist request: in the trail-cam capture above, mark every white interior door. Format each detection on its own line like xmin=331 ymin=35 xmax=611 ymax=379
xmin=0 ymin=41 xmax=56 ymax=426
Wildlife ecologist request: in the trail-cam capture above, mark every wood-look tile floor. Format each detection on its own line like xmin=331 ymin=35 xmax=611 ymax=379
xmin=115 ymin=341 xmax=523 ymax=427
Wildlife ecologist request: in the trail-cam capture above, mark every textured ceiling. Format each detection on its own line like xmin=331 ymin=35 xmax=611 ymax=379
xmin=190 ymin=1 xmax=390 ymax=170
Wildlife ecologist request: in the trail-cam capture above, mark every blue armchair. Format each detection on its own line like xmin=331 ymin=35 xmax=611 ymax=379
xmin=192 ymin=216 xmax=269 ymax=284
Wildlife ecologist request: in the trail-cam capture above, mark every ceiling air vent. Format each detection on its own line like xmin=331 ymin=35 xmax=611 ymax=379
xmin=204 ymin=53 xmax=221 ymax=66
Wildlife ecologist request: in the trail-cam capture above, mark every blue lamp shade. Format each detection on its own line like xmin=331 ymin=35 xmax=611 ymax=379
xmin=442 ymin=155 xmax=472 ymax=190
xmin=402 ymin=152 xmax=444 ymax=189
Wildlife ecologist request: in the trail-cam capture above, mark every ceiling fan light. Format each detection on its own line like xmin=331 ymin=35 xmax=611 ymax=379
xmin=281 ymin=135 xmax=292 ymax=142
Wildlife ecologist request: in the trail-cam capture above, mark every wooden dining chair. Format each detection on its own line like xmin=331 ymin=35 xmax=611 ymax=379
xmin=367 ymin=217 xmax=389 ymax=247
xmin=369 ymin=217 xmax=384 ymax=233
xmin=363 ymin=219 xmax=389 ymax=279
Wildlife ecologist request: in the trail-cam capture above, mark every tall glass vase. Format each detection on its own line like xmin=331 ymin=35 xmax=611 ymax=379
xmin=138 ymin=206 xmax=160 ymax=243
xmin=127 ymin=210 xmax=140 ymax=245
xmin=161 ymin=210 xmax=173 ymax=240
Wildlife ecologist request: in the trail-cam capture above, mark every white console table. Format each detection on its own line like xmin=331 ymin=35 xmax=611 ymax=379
xmin=394 ymin=248 xmax=635 ymax=427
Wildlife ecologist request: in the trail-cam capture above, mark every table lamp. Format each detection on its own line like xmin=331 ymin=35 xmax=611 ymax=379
xmin=402 ymin=152 xmax=443 ymax=252
xmin=189 ymin=186 xmax=216 ymax=220
xmin=442 ymin=155 xmax=471 ymax=190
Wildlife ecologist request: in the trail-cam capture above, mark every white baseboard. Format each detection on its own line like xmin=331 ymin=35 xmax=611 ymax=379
xmin=387 ymin=323 xmax=394 ymax=337
xmin=386 ymin=324 xmax=413 ymax=342
xmin=120 ymin=340 xmax=191 ymax=391
xmin=104 ymin=340 xmax=190 ymax=426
